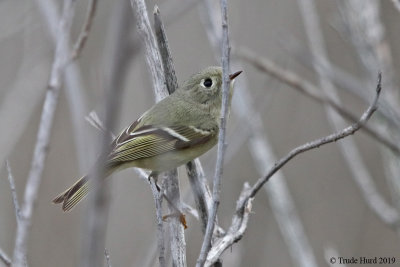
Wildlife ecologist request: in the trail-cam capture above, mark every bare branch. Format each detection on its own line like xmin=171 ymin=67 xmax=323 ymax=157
xmin=130 ymin=0 xmax=167 ymax=101
xmin=6 ymin=161 xmax=20 ymax=222
xmin=35 ymin=0 xmax=91 ymax=173
xmin=71 ymin=0 xmax=98 ymax=60
xmin=0 ymin=247 xmax=11 ymax=267
xmin=297 ymin=0 xmax=400 ymax=231
xmin=81 ymin=1 xmax=133 ymax=266
xmin=337 ymin=0 xmax=400 ymax=232
xmin=284 ymin=39 xmax=400 ymax=130
xmin=234 ymin=46 xmax=400 ymax=155
xmin=131 ymin=1 xmax=187 ymax=266
xmin=185 ymin=160 xmax=213 ymax=233
xmin=152 ymin=6 xmax=187 ymax=266
xmin=154 ymin=6 xmax=178 ymax=94
xmin=198 ymin=1 xmax=318 ymax=265
xmin=246 ymin=74 xmax=381 ymax=209
xmin=205 ymin=75 xmax=382 ymax=265
xmin=197 ymin=0 xmax=230 ymax=266
xmin=204 ymin=183 xmax=253 ymax=267
xmin=12 ymin=1 xmax=76 ymax=266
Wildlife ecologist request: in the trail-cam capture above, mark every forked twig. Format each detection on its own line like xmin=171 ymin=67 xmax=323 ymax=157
xmin=205 ymin=74 xmax=382 ymax=265
xmin=71 ymin=0 xmax=98 ymax=60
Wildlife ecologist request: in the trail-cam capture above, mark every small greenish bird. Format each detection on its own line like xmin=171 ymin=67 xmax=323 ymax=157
xmin=53 ymin=66 xmax=242 ymax=211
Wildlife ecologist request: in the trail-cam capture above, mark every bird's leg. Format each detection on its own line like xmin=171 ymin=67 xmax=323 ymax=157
xmin=148 ymin=171 xmax=161 ymax=191
xmin=148 ymin=171 xmax=187 ymax=228
xmin=161 ymin=192 xmax=187 ymax=229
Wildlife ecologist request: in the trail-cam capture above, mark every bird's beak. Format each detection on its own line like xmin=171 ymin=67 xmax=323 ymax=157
xmin=229 ymin=70 xmax=242 ymax=80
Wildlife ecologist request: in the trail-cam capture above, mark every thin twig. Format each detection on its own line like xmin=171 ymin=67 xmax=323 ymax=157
xmin=200 ymin=0 xmax=318 ymax=265
xmin=12 ymin=1 xmax=76 ymax=266
xmin=234 ymin=46 xmax=400 ymax=155
xmin=0 ymin=247 xmax=11 ymax=267
xmin=71 ymin=0 xmax=98 ymax=60
xmin=247 ymin=75 xmax=381 ymax=209
xmin=156 ymin=6 xmax=217 ymax=262
xmin=154 ymin=6 xmax=178 ymax=94
xmin=130 ymin=0 xmax=167 ymax=101
xmin=36 ymin=0 xmax=91 ymax=173
xmin=338 ymin=0 xmax=400 ymax=232
xmin=6 ymin=160 xmax=20 ymax=222
xmin=297 ymin=0 xmax=400 ymax=231
xmin=81 ymin=1 xmax=133 ymax=266
xmin=130 ymin=1 xmax=185 ymax=266
xmin=204 ymin=184 xmax=253 ymax=267
xmin=199 ymin=2 xmax=317 ymax=265
xmin=104 ymin=248 xmax=112 ymax=267
xmin=231 ymin=74 xmax=319 ymax=267
xmin=284 ymin=39 xmax=400 ymax=130
xmin=153 ymin=6 xmax=186 ymax=267
xmin=197 ymin=0 xmax=230 ymax=266
xmin=205 ymin=74 xmax=382 ymax=265
xmin=185 ymin=159 xmax=214 ymax=234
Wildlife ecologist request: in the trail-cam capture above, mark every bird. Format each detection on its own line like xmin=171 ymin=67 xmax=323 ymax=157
xmin=53 ymin=66 xmax=242 ymax=211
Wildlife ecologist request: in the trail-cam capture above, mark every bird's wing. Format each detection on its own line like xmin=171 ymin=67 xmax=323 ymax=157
xmin=107 ymin=124 xmax=216 ymax=165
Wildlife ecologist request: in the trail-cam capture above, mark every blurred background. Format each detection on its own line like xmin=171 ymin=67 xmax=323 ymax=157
xmin=1 ymin=0 xmax=400 ymax=266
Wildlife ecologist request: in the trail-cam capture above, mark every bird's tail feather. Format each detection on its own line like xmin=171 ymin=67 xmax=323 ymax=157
xmin=52 ymin=175 xmax=91 ymax=212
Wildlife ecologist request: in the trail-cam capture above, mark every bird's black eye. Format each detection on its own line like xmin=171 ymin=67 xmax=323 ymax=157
xmin=203 ymin=78 xmax=213 ymax=88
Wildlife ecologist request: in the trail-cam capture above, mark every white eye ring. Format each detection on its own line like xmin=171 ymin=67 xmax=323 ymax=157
xmin=201 ymin=78 xmax=213 ymax=88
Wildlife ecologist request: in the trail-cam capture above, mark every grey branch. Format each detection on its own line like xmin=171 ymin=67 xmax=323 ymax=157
xmin=200 ymin=0 xmax=318 ymax=264
xmin=12 ymin=1 xmax=76 ymax=266
xmin=154 ymin=6 xmax=178 ymax=94
xmin=81 ymin=1 xmax=133 ymax=266
xmin=232 ymin=74 xmax=319 ymax=267
xmin=204 ymin=183 xmax=253 ymax=267
xmin=205 ymin=74 xmax=382 ymax=265
xmin=297 ymin=0 xmax=400 ymax=231
xmin=153 ymin=6 xmax=187 ymax=267
xmin=131 ymin=1 xmax=187 ymax=266
xmin=6 ymin=160 xmax=20 ymax=222
xmin=71 ymin=0 xmax=98 ymax=60
xmin=197 ymin=0 xmax=230 ymax=266
xmin=234 ymin=46 xmax=400 ymax=155
xmin=130 ymin=0 xmax=167 ymax=101
xmin=199 ymin=0 xmax=318 ymax=265
xmin=35 ymin=0 xmax=90 ymax=174
xmin=338 ymin=0 xmax=400 ymax=231
xmin=185 ymin=160 xmax=214 ymax=234
xmin=155 ymin=4 xmax=216 ymax=238
xmin=247 ymin=75 xmax=381 ymax=210
xmin=0 ymin=247 xmax=11 ymax=267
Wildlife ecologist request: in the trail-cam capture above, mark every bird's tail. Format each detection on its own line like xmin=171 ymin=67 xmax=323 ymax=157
xmin=52 ymin=175 xmax=91 ymax=212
